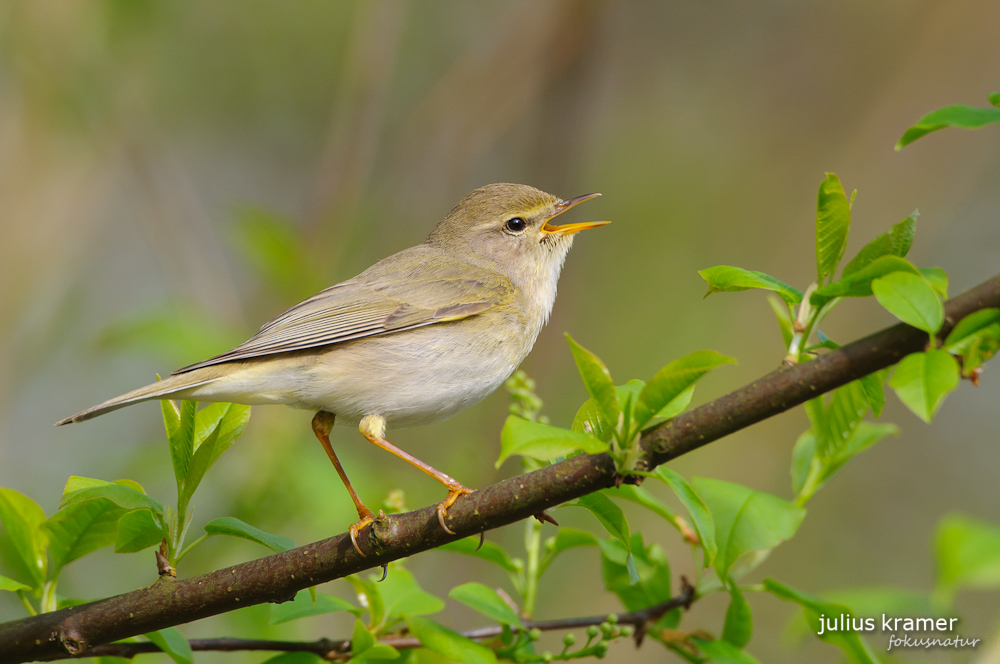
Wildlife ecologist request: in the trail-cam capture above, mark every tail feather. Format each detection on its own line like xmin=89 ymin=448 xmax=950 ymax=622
xmin=56 ymin=373 xmax=220 ymax=425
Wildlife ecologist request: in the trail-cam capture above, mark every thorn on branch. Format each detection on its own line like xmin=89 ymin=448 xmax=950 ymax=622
xmin=533 ymin=511 xmax=559 ymax=526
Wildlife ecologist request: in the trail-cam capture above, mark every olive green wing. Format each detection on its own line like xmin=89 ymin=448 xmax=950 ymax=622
xmin=173 ymin=257 xmax=512 ymax=374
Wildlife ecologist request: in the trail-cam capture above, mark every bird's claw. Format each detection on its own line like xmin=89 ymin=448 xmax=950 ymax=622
xmin=349 ymin=512 xmax=377 ymax=557
xmin=436 ymin=484 xmax=474 ymax=535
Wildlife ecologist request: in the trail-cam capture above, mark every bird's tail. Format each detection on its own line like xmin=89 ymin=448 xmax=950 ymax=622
xmin=56 ymin=372 xmax=220 ymax=425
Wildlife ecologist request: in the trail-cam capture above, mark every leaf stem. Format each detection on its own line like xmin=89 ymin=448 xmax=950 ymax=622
xmin=522 ymin=518 xmax=543 ymax=618
xmin=176 ymin=534 xmax=211 ymax=564
xmin=40 ymin=581 xmax=57 ymax=614
xmin=15 ymin=590 xmax=36 ymax=617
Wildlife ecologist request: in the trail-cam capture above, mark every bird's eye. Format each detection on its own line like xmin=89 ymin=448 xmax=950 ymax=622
xmin=504 ymin=217 xmax=527 ymax=233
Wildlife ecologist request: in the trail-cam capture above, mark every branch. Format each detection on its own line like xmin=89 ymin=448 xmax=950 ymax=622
xmin=65 ymin=580 xmax=696 ymax=660
xmin=2 ymin=274 xmax=997 ymax=663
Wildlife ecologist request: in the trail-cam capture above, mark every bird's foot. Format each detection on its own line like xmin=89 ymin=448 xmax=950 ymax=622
xmin=436 ymin=484 xmax=474 ymax=535
xmin=349 ymin=507 xmax=378 ymax=557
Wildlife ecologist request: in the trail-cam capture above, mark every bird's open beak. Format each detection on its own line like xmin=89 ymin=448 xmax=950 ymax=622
xmin=542 ymin=193 xmax=609 ymax=235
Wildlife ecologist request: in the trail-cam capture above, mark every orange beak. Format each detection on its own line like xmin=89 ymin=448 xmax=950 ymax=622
xmin=542 ymin=193 xmax=609 ymax=235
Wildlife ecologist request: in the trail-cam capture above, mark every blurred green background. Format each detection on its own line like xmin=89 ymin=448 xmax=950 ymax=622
xmin=1 ymin=1 xmax=998 ymax=661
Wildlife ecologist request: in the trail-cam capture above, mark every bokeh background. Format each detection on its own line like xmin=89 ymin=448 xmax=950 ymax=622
xmin=1 ymin=1 xmax=998 ymax=662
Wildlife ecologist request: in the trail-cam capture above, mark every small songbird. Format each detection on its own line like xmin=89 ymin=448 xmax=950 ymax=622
xmin=58 ymin=183 xmax=607 ymax=553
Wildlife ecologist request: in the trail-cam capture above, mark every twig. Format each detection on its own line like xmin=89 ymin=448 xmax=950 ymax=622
xmin=67 ymin=581 xmax=697 ymax=660
xmin=1 ymin=274 xmax=997 ymax=664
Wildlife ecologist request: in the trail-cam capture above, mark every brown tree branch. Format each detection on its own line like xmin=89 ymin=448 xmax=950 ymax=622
xmin=1 ymin=274 xmax=998 ymax=664
xmin=64 ymin=580 xmax=696 ymax=660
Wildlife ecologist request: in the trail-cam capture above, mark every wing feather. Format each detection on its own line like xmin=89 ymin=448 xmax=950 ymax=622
xmin=173 ymin=248 xmax=512 ymax=374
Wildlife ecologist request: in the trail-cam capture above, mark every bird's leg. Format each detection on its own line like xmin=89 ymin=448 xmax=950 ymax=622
xmin=312 ymin=411 xmax=376 ymax=556
xmin=359 ymin=414 xmax=473 ymax=535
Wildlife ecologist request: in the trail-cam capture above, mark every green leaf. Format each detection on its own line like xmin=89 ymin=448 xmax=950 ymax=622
xmin=722 ymin=582 xmax=753 ymax=648
xmin=796 ymin=423 xmax=898 ymax=504
xmin=698 ymin=266 xmax=803 ymax=305
xmin=496 ymin=416 xmax=608 ymax=468
xmin=858 ymin=371 xmax=886 ymax=418
xmin=566 ymin=335 xmax=619 ymax=431
xmin=449 ymin=582 xmax=524 ymax=627
xmin=648 ymin=384 xmax=695 ymax=424
xmin=183 ymin=403 xmax=251 ymax=503
xmin=572 ymin=380 xmax=645 ymax=442
xmin=145 ymin=627 xmax=193 ymax=664
xmin=0 ymin=488 xmax=49 ymax=587
xmin=60 ymin=477 xmax=164 ymax=516
xmin=377 ymin=565 xmax=445 ymax=618
xmin=269 ymin=590 xmax=358 ymax=624
xmin=93 ymin=656 xmax=135 ymax=664
xmin=439 ymin=536 xmax=519 ymax=573
xmin=571 ymin=492 xmax=638 ymax=583
xmin=781 ymin=585 xmax=945 ymax=648
xmin=815 ymin=173 xmax=851 ymax=282
xmin=259 ymin=654 xmax=323 ymax=664
xmin=919 ymin=267 xmax=949 ymax=299
xmin=819 ymin=423 xmax=898 ymax=492
xmin=889 ymin=350 xmax=960 ymax=423
xmin=650 ymin=468 xmax=717 ymax=569
xmin=896 ymin=102 xmax=1000 ymax=149
xmin=347 ymin=574 xmax=386 ymax=627
xmin=115 ymin=509 xmax=166 ymax=553
xmin=0 ymin=574 xmax=30 ymax=592
xmin=349 ymin=618 xmax=401 ymax=661
xmin=991 ymin=92 xmax=1000 ymax=108
xmin=351 ymin=618 xmax=376 ymax=655
xmin=539 ymin=527 xmax=598 ymax=575
xmin=764 ymin=579 xmax=880 ymax=664
xmin=944 ymin=309 xmax=1000 ymax=377
xmin=43 ymin=499 xmax=125 ymax=573
xmin=935 ymin=514 xmax=1000 ymax=597
xmin=354 ymin=643 xmax=400 ymax=662
xmin=823 ymin=381 xmax=872 ymax=456
xmin=161 ymin=397 xmax=180 ymax=440
xmin=166 ymin=400 xmax=197 ymax=493
xmin=634 ymin=351 xmax=736 ymax=429
xmin=599 ymin=534 xmax=675 ymax=613
xmin=872 ymin=272 xmax=944 ymax=334
xmin=960 ymin=326 xmax=1000 ymax=375
xmin=944 ymin=308 xmax=1000 ymax=353
xmin=691 ymin=478 xmax=805 ymax=579
xmin=811 ymin=255 xmax=920 ymax=304
xmin=691 ymin=637 xmax=763 ymax=664
xmin=405 ymin=616 xmax=497 ymax=664
xmin=191 ymin=402 xmax=227 ymax=450
xmin=203 ymin=517 xmax=295 ymax=553
xmin=613 ymin=485 xmax=677 ymax=523
xmin=791 ymin=431 xmax=817 ymax=497
xmin=842 ymin=212 xmax=918 ymax=277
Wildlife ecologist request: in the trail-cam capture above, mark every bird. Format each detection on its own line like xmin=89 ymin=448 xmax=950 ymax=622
xmin=57 ymin=183 xmax=608 ymax=554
